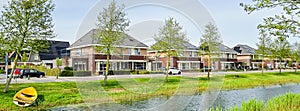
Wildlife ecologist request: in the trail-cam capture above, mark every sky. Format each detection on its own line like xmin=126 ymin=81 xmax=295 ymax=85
xmin=1 ymin=0 xmax=299 ymax=48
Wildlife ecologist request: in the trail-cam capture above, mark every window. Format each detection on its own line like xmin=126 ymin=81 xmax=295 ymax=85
xmin=191 ymin=63 xmax=200 ymax=69
xmin=220 ymin=54 xmax=226 ymax=58
xmin=74 ymin=61 xmax=87 ymax=71
xmin=193 ymin=51 xmax=198 ymax=57
xmin=229 ymin=54 xmax=235 ymax=59
xmin=34 ymin=54 xmax=39 ymax=60
xmin=151 ymin=62 xmax=162 ymax=71
xmin=180 ymin=63 xmax=189 ymax=70
xmin=134 ymin=48 xmax=140 ymax=55
xmin=127 ymin=48 xmax=131 ymax=55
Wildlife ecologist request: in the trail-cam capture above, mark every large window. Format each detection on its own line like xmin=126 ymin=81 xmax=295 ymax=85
xmin=134 ymin=62 xmax=146 ymax=70
xmin=180 ymin=63 xmax=190 ymax=70
xmin=151 ymin=62 xmax=162 ymax=71
xmin=74 ymin=61 xmax=87 ymax=71
xmin=191 ymin=63 xmax=200 ymax=69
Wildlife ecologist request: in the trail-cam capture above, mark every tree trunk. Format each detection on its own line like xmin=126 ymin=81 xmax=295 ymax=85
xmin=56 ymin=67 xmax=60 ymax=79
xmin=279 ymin=61 xmax=282 ymax=74
xmin=103 ymin=53 xmax=110 ymax=86
xmin=3 ymin=54 xmax=19 ymax=93
xmin=295 ymin=61 xmax=298 ymax=73
xmin=261 ymin=56 xmax=264 ymax=75
xmin=165 ymin=55 xmax=170 ymax=82
xmin=207 ymin=54 xmax=211 ymax=79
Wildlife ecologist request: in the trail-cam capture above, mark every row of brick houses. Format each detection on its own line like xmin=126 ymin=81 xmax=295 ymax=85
xmin=3 ymin=30 xmax=290 ymax=74
xmin=64 ymin=30 xmax=291 ymax=75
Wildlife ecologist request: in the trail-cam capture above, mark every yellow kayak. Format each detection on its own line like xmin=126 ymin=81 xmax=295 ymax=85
xmin=13 ymin=87 xmax=38 ymax=107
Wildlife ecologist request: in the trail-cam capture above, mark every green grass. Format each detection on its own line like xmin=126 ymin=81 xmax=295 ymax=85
xmin=210 ymin=92 xmax=300 ymax=111
xmin=0 ymin=82 xmax=83 ymax=111
xmin=1 ymin=71 xmax=300 ymax=110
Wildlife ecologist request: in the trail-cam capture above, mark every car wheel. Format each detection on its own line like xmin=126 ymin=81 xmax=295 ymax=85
xmin=178 ymin=71 xmax=181 ymax=75
xmin=168 ymin=72 xmax=172 ymax=75
xmin=39 ymin=74 xmax=44 ymax=78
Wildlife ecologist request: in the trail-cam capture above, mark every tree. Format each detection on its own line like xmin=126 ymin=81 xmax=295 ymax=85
xmin=56 ymin=58 xmax=62 ymax=79
xmin=21 ymin=52 xmax=29 ymax=62
xmin=241 ymin=1 xmax=300 ymax=38
xmin=290 ymin=42 xmax=300 ymax=72
xmin=0 ymin=0 xmax=55 ymax=93
xmin=94 ymin=0 xmax=130 ymax=86
xmin=270 ymin=37 xmax=290 ymax=74
xmin=151 ymin=17 xmax=188 ymax=82
xmin=199 ymin=23 xmax=222 ymax=79
xmin=256 ymin=29 xmax=272 ymax=75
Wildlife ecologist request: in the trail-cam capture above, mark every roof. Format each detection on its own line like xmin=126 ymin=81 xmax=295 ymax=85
xmin=218 ymin=44 xmax=237 ymax=53
xmin=198 ymin=43 xmax=237 ymax=54
xmin=233 ymin=44 xmax=256 ymax=54
xmin=29 ymin=40 xmax=70 ymax=61
xmin=69 ymin=29 xmax=148 ymax=49
xmin=183 ymin=42 xmax=198 ymax=50
xmin=148 ymin=41 xmax=198 ymax=51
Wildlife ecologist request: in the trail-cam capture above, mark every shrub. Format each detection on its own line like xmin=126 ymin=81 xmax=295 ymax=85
xmin=64 ymin=67 xmax=73 ymax=71
xmin=60 ymin=70 xmax=73 ymax=76
xmin=44 ymin=68 xmax=60 ymax=76
xmin=130 ymin=70 xmax=152 ymax=74
xmin=0 ymin=69 xmax=4 ymax=74
xmin=139 ymin=70 xmax=150 ymax=74
xmin=130 ymin=70 xmax=139 ymax=74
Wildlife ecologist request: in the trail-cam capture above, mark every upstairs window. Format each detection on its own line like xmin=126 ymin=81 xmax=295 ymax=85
xmin=127 ymin=48 xmax=131 ymax=55
xmin=134 ymin=48 xmax=140 ymax=55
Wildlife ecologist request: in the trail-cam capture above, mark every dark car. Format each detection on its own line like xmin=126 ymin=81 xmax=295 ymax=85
xmin=20 ymin=68 xmax=45 ymax=78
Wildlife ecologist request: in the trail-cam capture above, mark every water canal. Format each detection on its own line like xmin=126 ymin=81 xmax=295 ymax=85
xmin=50 ymin=83 xmax=300 ymax=111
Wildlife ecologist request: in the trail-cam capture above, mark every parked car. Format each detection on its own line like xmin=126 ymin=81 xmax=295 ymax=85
xmin=6 ymin=68 xmax=22 ymax=78
xmin=20 ymin=68 xmax=45 ymax=78
xmin=167 ymin=67 xmax=181 ymax=75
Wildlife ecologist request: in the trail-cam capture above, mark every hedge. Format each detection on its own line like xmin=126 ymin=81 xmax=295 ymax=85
xmin=60 ymin=71 xmax=92 ymax=77
xmin=60 ymin=70 xmax=73 ymax=76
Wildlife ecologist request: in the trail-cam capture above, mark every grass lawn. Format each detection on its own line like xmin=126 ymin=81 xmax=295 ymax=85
xmin=1 ymin=71 xmax=300 ymax=110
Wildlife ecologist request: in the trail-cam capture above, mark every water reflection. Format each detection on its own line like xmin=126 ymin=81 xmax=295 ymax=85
xmin=50 ymin=84 xmax=300 ymax=111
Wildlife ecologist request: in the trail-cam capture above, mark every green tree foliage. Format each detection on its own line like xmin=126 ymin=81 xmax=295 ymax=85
xmin=21 ymin=52 xmax=28 ymax=62
xmin=151 ymin=17 xmax=188 ymax=82
xmin=256 ymin=29 xmax=272 ymax=75
xmin=290 ymin=42 xmax=300 ymax=72
xmin=0 ymin=0 xmax=55 ymax=93
xmin=241 ymin=0 xmax=300 ymax=38
xmin=199 ymin=23 xmax=222 ymax=79
xmin=94 ymin=0 xmax=130 ymax=86
xmin=270 ymin=37 xmax=290 ymax=74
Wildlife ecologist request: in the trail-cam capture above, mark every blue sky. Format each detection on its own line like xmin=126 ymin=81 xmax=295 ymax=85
xmin=1 ymin=0 xmax=299 ymax=48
